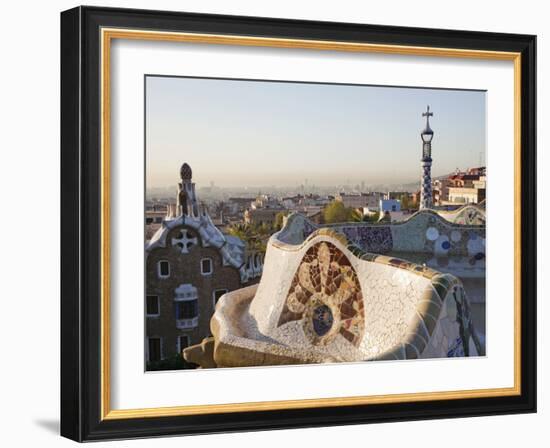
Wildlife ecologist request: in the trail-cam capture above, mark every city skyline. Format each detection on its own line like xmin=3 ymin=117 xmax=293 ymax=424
xmin=146 ymin=76 xmax=486 ymax=189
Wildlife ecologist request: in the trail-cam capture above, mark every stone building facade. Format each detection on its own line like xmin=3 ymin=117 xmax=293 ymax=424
xmin=439 ymin=168 xmax=487 ymax=206
xmin=244 ymin=207 xmax=285 ymax=226
xmin=335 ymin=192 xmax=384 ymax=209
xmin=447 ymin=186 xmax=486 ymax=204
xmin=145 ymin=163 xmax=263 ymax=366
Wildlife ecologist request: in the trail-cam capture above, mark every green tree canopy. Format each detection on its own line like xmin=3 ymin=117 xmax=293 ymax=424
xmin=350 ymin=208 xmax=363 ymax=222
xmin=274 ymin=211 xmax=287 ymax=230
xmin=363 ymin=211 xmax=380 ymax=222
xmin=227 ymin=222 xmax=272 ymax=253
xmin=323 ymin=200 xmax=361 ymax=224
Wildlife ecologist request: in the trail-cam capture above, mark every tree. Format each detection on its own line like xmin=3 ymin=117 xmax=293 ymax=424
xmin=379 ymin=211 xmax=391 ymax=223
xmin=227 ymin=222 xmax=271 ymax=253
xmin=274 ymin=211 xmax=287 ymax=230
xmin=323 ymin=200 xmax=357 ymax=224
xmin=323 ymin=201 xmax=348 ymax=223
xmin=400 ymin=194 xmax=410 ymax=209
xmin=258 ymin=222 xmax=270 ymax=235
xmin=350 ymin=208 xmax=363 ymax=222
xmin=363 ymin=211 xmax=380 ymax=222
xmin=227 ymin=223 xmax=252 ymax=240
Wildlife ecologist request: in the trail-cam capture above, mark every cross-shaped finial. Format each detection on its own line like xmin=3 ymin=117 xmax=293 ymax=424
xmin=422 ymin=105 xmax=433 ymax=119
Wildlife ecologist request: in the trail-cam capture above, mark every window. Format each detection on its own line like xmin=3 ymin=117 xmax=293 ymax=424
xmin=176 ymin=300 xmax=198 ymax=320
xmin=158 ymin=260 xmax=170 ymax=278
xmin=148 ymin=337 xmax=162 ymax=362
xmin=200 ymin=258 xmax=213 ymax=275
xmin=154 ymin=217 xmax=163 ymax=223
xmin=174 ymin=284 xmax=199 ymax=329
xmin=172 ymin=229 xmax=198 ymax=254
xmin=145 ymin=217 xmax=154 ymax=224
xmin=146 ymin=295 xmax=159 ymax=316
xmin=213 ymin=289 xmax=228 ymax=306
xmin=177 ymin=335 xmax=190 ymax=354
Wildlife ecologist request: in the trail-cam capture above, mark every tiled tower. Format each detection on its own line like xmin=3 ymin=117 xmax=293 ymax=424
xmin=177 ymin=162 xmax=200 ymax=217
xmin=420 ymin=105 xmax=434 ymax=210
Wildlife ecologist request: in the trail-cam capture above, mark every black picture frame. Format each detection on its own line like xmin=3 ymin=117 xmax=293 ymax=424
xmin=61 ymin=5 xmax=536 ymax=442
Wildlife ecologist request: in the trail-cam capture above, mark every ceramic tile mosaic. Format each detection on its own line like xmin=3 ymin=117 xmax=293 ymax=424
xmin=278 ymin=241 xmax=365 ymax=347
xmin=277 ymin=210 xmax=485 ymax=258
xmin=439 ymin=204 xmax=486 ymax=226
xmin=146 ymin=211 xmax=261 ymax=282
xmin=190 ymin=213 xmax=484 ymax=368
xmin=341 ymin=226 xmax=393 ymax=253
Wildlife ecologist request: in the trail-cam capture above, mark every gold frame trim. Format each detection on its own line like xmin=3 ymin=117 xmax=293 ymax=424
xmin=100 ymin=28 xmax=522 ymax=421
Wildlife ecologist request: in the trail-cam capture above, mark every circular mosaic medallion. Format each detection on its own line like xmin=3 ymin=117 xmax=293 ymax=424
xmin=426 ymin=227 xmax=439 ymax=241
xmin=467 ymin=237 xmax=485 ymax=257
xmin=303 ymin=296 xmax=341 ymax=346
xmin=451 ymin=230 xmax=462 ymax=242
xmin=434 ymin=235 xmax=451 ymax=255
xmin=312 ymin=304 xmax=334 ymax=336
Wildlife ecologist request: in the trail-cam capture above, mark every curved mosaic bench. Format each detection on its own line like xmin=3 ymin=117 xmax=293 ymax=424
xmin=437 ymin=204 xmax=486 ymax=226
xmin=279 ymin=211 xmax=485 ymax=259
xmin=185 ymin=226 xmax=482 ymax=368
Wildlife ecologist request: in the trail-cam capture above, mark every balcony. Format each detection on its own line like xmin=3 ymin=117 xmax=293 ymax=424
xmin=176 ymin=317 xmax=199 ymax=329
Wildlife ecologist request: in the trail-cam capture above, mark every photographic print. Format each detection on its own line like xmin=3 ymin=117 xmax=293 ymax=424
xmin=61 ymin=8 xmax=536 ymax=440
xmin=144 ymin=76 xmax=486 ymax=371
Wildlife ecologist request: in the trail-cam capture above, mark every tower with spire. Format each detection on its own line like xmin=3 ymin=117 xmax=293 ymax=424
xmin=419 ymin=105 xmax=434 ymax=210
xmin=176 ymin=162 xmax=200 ymax=217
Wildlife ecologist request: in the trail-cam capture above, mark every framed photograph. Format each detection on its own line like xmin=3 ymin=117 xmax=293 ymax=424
xmin=60 ymin=6 xmax=536 ymax=441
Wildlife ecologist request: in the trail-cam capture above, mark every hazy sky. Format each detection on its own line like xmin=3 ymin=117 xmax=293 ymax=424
xmin=145 ymin=76 xmax=486 ymax=189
